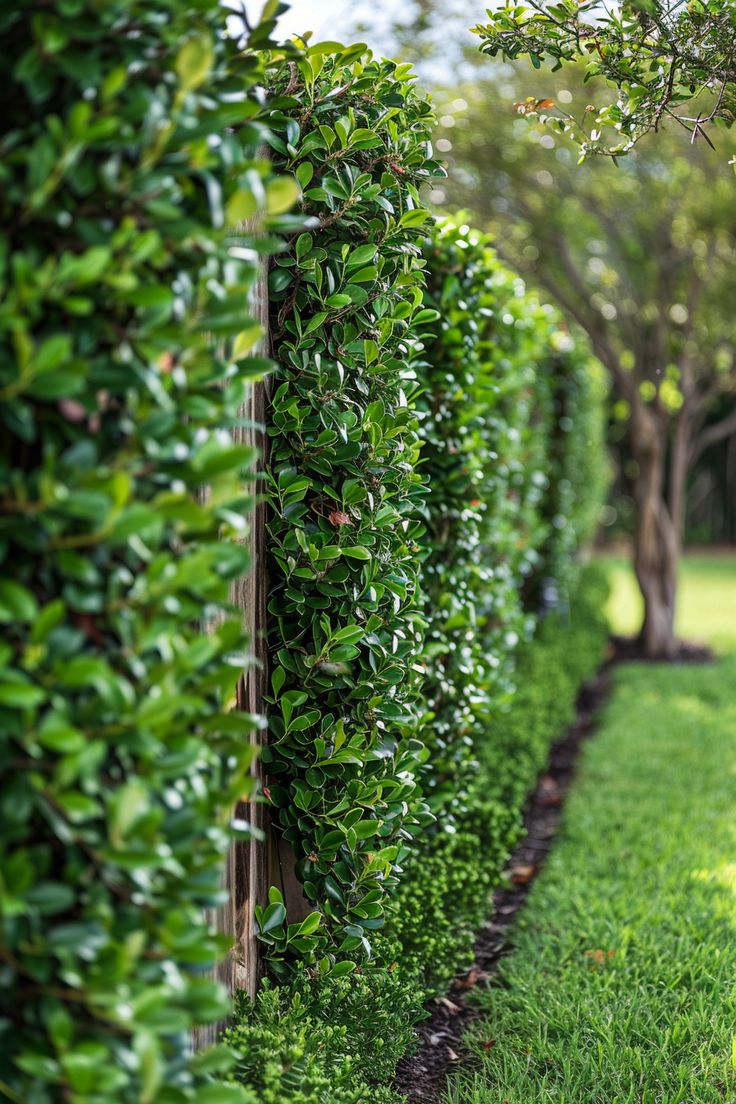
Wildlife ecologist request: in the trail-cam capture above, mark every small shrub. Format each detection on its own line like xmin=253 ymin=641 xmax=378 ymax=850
xmin=224 ymin=976 xmax=416 ymax=1104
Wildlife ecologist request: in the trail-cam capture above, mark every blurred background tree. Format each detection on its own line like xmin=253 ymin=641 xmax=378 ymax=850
xmin=476 ymin=1 xmax=736 ymax=159
xmin=429 ymin=64 xmax=736 ymax=656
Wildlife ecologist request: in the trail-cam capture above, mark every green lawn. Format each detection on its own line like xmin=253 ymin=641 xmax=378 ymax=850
xmin=602 ymin=548 xmax=736 ymax=654
xmin=446 ymin=552 xmax=736 ymax=1104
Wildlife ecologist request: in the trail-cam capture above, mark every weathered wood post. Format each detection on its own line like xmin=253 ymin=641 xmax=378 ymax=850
xmin=193 ymin=204 xmax=311 ymax=1048
xmin=192 ymin=247 xmax=271 ymax=1049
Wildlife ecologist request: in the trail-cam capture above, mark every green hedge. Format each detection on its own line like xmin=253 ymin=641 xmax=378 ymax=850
xmin=378 ymin=219 xmax=607 ymax=995
xmin=226 ymin=565 xmax=610 ymax=1103
xmin=415 ymin=221 xmax=607 ymax=822
xmin=256 ymin=42 xmax=441 ymax=976
xmin=226 ymin=44 xmax=608 ymax=1103
xmin=0 ymin=4 xmax=295 ymax=1101
xmin=1 ymin=15 xmax=609 ymax=1102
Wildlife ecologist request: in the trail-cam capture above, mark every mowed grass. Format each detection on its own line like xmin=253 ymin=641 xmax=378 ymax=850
xmin=446 ymin=554 xmax=736 ymax=1104
xmin=602 ymin=548 xmax=736 ymax=654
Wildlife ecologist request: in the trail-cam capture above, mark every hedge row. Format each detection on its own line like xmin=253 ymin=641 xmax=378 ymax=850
xmin=0 ymin=4 xmax=294 ymax=1101
xmin=223 ymin=40 xmax=608 ymax=1102
xmin=225 ymin=564 xmax=610 ymax=1104
xmin=415 ymin=221 xmax=606 ymax=823
xmin=1 ymin=12 xmax=608 ymax=1104
xmin=254 ymin=44 xmax=607 ymax=979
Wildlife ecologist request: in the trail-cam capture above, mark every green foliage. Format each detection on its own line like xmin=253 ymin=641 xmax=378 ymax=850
xmin=258 ymin=43 xmax=441 ymax=975
xmin=386 ymin=564 xmax=610 ymax=995
xmin=224 ymin=971 xmax=420 ymax=1104
xmin=475 ymin=1 xmax=736 ymax=159
xmin=0 ymin=2 xmax=294 ymax=1100
xmin=431 ymin=69 xmax=736 ymax=603
xmin=447 ymin=650 xmax=736 ymax=1103
xmin=415 ymin=220 xmax=606 ymax=819
xmin=541 ymin=345 xmax=608 ymax=598
xmin=416 ymin=222 xmax=543 ymax=816
xmin=227 ymin=568 xmax=610 ymax=1102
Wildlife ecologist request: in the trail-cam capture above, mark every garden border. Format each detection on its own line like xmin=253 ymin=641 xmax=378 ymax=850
xmin=393 ymin=660 xmax=614 ymax=1103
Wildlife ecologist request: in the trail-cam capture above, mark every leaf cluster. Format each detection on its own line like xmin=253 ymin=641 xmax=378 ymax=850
xmin=0 ymin=2 xmax=294 ymax=1100
xmin=258 ymin=42 xmax=442 ymax=977
xmin=475 ymin=1 xmax=736 ymax=159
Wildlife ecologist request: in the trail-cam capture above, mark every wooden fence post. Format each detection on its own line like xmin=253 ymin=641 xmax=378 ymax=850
xmin=193 ymin=215 xmax=310 ymax=1050
xmin=192 ymin=253 xmax=271 ymax=1049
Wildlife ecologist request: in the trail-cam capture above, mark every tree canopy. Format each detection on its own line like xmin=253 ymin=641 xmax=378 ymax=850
xmin=475 ymin=1 xmax=736 ymax=159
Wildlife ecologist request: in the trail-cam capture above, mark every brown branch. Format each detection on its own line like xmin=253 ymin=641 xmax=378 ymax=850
xmin=690 ymin=405 xmax=736 ymax=462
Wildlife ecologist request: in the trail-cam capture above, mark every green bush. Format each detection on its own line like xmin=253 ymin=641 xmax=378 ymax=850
xmin=415 ymin=221 xmax=548 ymax=818
xmin=227 ymin=568 xmax=609 ymax=1103
xmin=387 ymin=563 xmax=610 ymax=995
xmin=539 ymin=343 xmax=608 ymax=606
xmin=256 ymin=42 xmax=441 ymax=976
xmin=225 ymin=970 xmax=420 ymax=1104
xmin=412 ymin=220 xmax=606 ymax=822
xmin=0 ymin=3 xmax=296 ymax=1100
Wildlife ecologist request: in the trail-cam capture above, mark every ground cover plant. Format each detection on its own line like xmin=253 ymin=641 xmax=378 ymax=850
xmin=448 ymin=562 xmax=736 ymax=1104
xmin=0 ymin=2 xmax=296 ymax=1100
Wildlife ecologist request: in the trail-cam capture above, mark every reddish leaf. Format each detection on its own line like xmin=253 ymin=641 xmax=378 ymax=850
xmin=510 ymin=863 xmax=536 ymax=885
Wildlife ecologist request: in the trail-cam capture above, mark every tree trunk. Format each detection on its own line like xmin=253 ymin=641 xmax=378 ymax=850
xmin=668 ymin=408 xmax=690 ymax=552
xmin=631 ymin=407 xmax=679 ymax=659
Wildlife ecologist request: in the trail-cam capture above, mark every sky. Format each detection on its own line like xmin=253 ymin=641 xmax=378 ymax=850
xmin=274 ymin=0 xmax=390 ymax=46
xmin=252 ymin=0 xmax=488 ymax=84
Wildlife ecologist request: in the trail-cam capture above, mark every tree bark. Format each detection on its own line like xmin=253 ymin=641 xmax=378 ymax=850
xmin=668 ymin=407 xmax=690 ymax=552
xmin=631 ymin=405 xmax=679 ymax=658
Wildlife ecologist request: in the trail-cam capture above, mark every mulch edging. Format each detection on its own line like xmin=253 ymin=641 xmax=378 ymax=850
xmin=392 ymin=662 xmax=614 ymax=1104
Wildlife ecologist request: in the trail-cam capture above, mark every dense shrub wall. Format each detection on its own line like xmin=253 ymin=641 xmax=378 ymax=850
xmin=226 ymin=566 xmax=610 ymax=1104
xmin=256 ymin=42 xmax=441 ymax=977
xmin=0 ymin=13 xmax=608 ymax=1101
xmin=415 ymin=221 xmax=607 ymax=823
xmin=226 ymin=44 xmax=608 ymax=1103
xmin=0 ymin=4 xmax=294 ymax=1101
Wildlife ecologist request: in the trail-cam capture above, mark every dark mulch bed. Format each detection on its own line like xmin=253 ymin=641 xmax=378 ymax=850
xmin=392 ymin=664 xmax=614 ymax=1104
xmin=610 ymin=634 xmax=713 ymax=664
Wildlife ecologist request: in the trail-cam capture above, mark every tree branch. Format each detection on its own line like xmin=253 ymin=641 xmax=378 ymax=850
xmin=690 ymin=405 xmax=736 ymax=463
